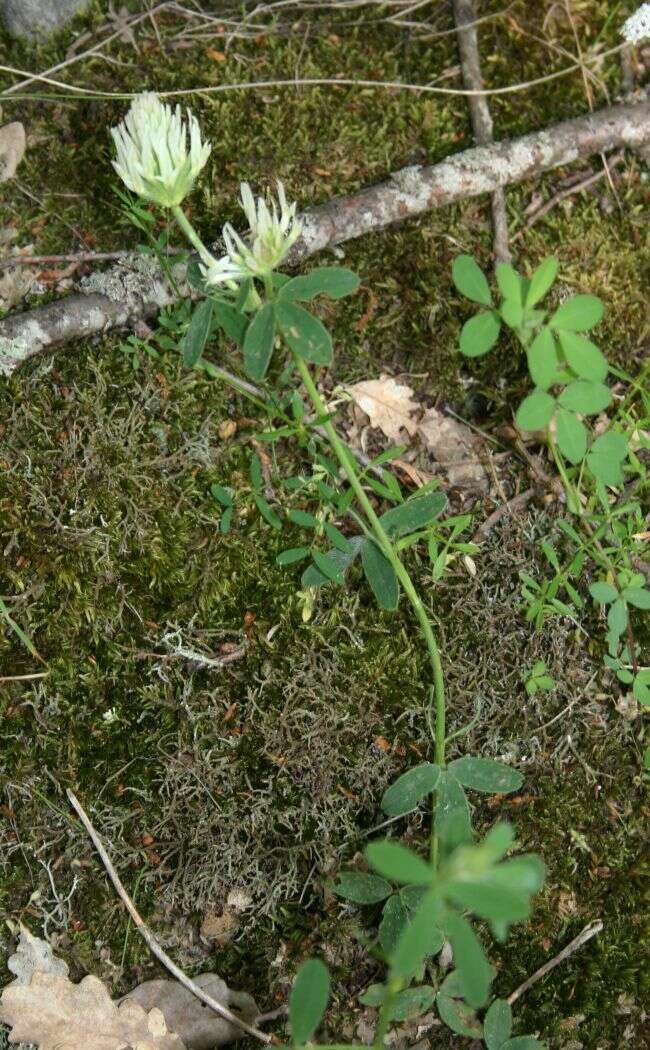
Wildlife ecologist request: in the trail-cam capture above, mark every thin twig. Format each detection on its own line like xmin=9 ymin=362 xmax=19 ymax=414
xmin=452 ymin=0 xmax=511 ymax=262
xmin=514 ymin=151 xmax=626 ymax=237
xmin=133 ymin=643 xmax=248 ymax=666
xmin=472 ymin=488 xmax=535 ymax=541
xmin=508 ymin=919 xmax=604 ymax=1005
xmin=0 ymin=44 xmax=627 ymax=102
xmin=66 ymin=789 xmax=274 ymax=1045
xmin=0 ymin=251 xmax=154 ymax=270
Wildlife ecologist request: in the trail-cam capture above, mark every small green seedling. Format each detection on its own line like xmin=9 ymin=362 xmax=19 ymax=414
xmin=523 ymin=661 xmax=556 ymax=696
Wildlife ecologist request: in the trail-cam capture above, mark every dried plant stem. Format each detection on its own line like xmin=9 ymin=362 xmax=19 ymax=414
xmin=0 ymin=43 xmax=628 ymax=102
xmin=66 ymin=789 xmax=274 ymax=1045
xmin=472 ymin=488 xmax=535 ymax=541
xmin=452 ymin=0 xmax=511 ymax=262
xmin=507 ymin=920 xmax=603 ymax=1004
xmin=514 ymin=151 xmax=625 ymax=237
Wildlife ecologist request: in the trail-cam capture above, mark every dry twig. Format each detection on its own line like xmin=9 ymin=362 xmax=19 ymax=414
xmin=472 ymin=488 xmax=535 ymax=542
xmin=66 ymin=789 xmax=274 ymax=1045
xmin=452 ymin=0 xmax=511 ymax=262
xmin=514 ymin=151 xmax=626 ymax=237
xmin=508 ymin=919 xmax=604 ymax=1005
xmin=0 ymin=251 xmax=151 ymax=271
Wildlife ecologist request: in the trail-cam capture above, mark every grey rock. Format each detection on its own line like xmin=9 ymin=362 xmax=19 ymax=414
xmin=121 ymin=974 xmax=259 ymax=1050
xmin=0 ymin=0 xmax=91 ymax=40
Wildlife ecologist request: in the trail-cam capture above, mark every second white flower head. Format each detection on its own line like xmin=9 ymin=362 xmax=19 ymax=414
xmin=621 ymin=3 xmax=650 ymax=43
xmin=111 ymin=92 xmax=211 ymax=208
xmin=221 ymin=181 xmax=302 ymax=278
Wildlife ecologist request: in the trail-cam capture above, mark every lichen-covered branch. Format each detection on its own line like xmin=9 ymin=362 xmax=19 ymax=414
xmin=1 ymin=99 xmax=648 ymax=375
xmin=452 ymin=0 xmax=511 ymax=262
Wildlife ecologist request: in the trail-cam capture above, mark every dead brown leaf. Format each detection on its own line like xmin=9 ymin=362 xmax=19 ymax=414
xmin=0 ymin=265 xmax=35 ymax=309
xmin=344 ymin=375 xmax=419 ymax=441
xmin=0 ymin=971 xmax=185 ymax=1050
xmin=418 ymin=408 xmax=488 ymax=490
xmin=0 ymin=122 xmax=26 ymax=183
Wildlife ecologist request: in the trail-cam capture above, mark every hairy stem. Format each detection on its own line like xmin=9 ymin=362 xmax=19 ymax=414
xmin=293 ymin=354 xmax=447 ymax=768
xmin=548 ymin=431 xmax=638 ymax=671
xmin=372 ymin=978 xmax=402 ymax=1050
xmin=171 ymin=205 xmax=217 ymax=267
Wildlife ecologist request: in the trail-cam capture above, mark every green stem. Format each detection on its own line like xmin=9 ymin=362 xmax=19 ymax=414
xmin=548 ymin=431 xmax=639 ymax=671
xmin=372 ymin=978 xmax=402 ymax=1050
xmin=293 ymin=354 xmax=446 ymax=769
xmin=171 ymin=205 xmax=217 ymax=268
xmin=547 ymin=431 xmax=581 ymax=515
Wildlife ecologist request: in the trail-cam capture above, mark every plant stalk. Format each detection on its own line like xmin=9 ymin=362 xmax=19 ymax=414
xmin=293 ymin=354 xmax=447 ymax=768
xmin=171 ymin=205 xmax=217 ymax=267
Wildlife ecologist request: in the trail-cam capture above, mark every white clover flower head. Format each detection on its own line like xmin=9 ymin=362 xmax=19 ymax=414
xmin=221 ymin=180 xmax=302 ymax=278
xmin=111 ymin=92 xmax=211 ymax=208
xmin=621 ymin=3 xmax=650 ymax=43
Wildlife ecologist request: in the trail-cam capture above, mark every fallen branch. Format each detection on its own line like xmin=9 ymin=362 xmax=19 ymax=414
xmin=66 ymin=789 xmax=274 ymax=1045
xmin=452 ymin=0 xmax=511 ymax=262
xmin=507 ymin=919 xmax=604 ymax=1005
xmin=1 ymin=99 xmax=648 ymax=375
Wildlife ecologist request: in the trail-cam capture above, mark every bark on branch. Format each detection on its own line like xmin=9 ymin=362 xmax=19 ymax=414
xmin=1 ymin=99 xmax=648 ymax=375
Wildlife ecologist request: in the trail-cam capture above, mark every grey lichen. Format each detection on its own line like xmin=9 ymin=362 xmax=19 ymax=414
xmin=390 ymin=164 xmax=426 ymax=196
xmin=0 ymin=334 xmax=29 ymax=376
xmin=80 ymin=254 xmax=174 ymax=307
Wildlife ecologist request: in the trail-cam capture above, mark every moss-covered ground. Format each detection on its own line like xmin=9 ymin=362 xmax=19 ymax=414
xmin=0 ymin=2 xmax=648 ymax=1047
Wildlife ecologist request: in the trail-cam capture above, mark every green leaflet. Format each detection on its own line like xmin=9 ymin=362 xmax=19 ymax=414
xmin=460 ymin=311 xmax=502 ymax=357
xmin=333 ymin=872 xmax=392 ymax=904
xmin=452 ymin=255 xmax=492 ymax=306
xmin=243 ymin=303 xmax=275 ymax=380
xmin=381 ymin=763 xmax=441 ymax=817
xmin=361 ymin=538 xmax=400 ymax=610
xmin=279 ymin=266 xmax=360 ymax=302
xmin=275 ymin=301 xmax=333 ymax=364
xmin=289 ymin=959 xmax=330 ymax=1045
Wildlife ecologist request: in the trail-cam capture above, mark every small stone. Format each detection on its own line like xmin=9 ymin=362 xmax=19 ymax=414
xmin=226 ymin=888 xmax=253 ymax=912
xmin=218 ymin=419 xmax=237 ymax=440
xmin=0 ymin=0 xmax=91 ymax=40
xmin=200 ymin=909 xmax=239 ymax=945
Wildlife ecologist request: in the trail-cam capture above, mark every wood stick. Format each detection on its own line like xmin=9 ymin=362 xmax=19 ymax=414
xmin=452 ymin=0 xmax=511 ymax=262
xmin=0 ymin=99 xmax=648 ymax=375
xmin=507 ymin=919 xmax=604 ymax=1005
xmin=0 ymin=250 xmax=186 ymax=270
xmin=66 ymin=789 xmax=274 ymax=1045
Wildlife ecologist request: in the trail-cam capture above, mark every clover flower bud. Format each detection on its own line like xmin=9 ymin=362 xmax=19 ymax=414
xmin=201 ymin=252 xmax=245 ymax=289
xmin=111 ymin=92 xmax=211 ymax=208
xmin=221 ymin=181 xmax=302 ymax=278
xmin=621 ymin=4 xmax=650 ymax=43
